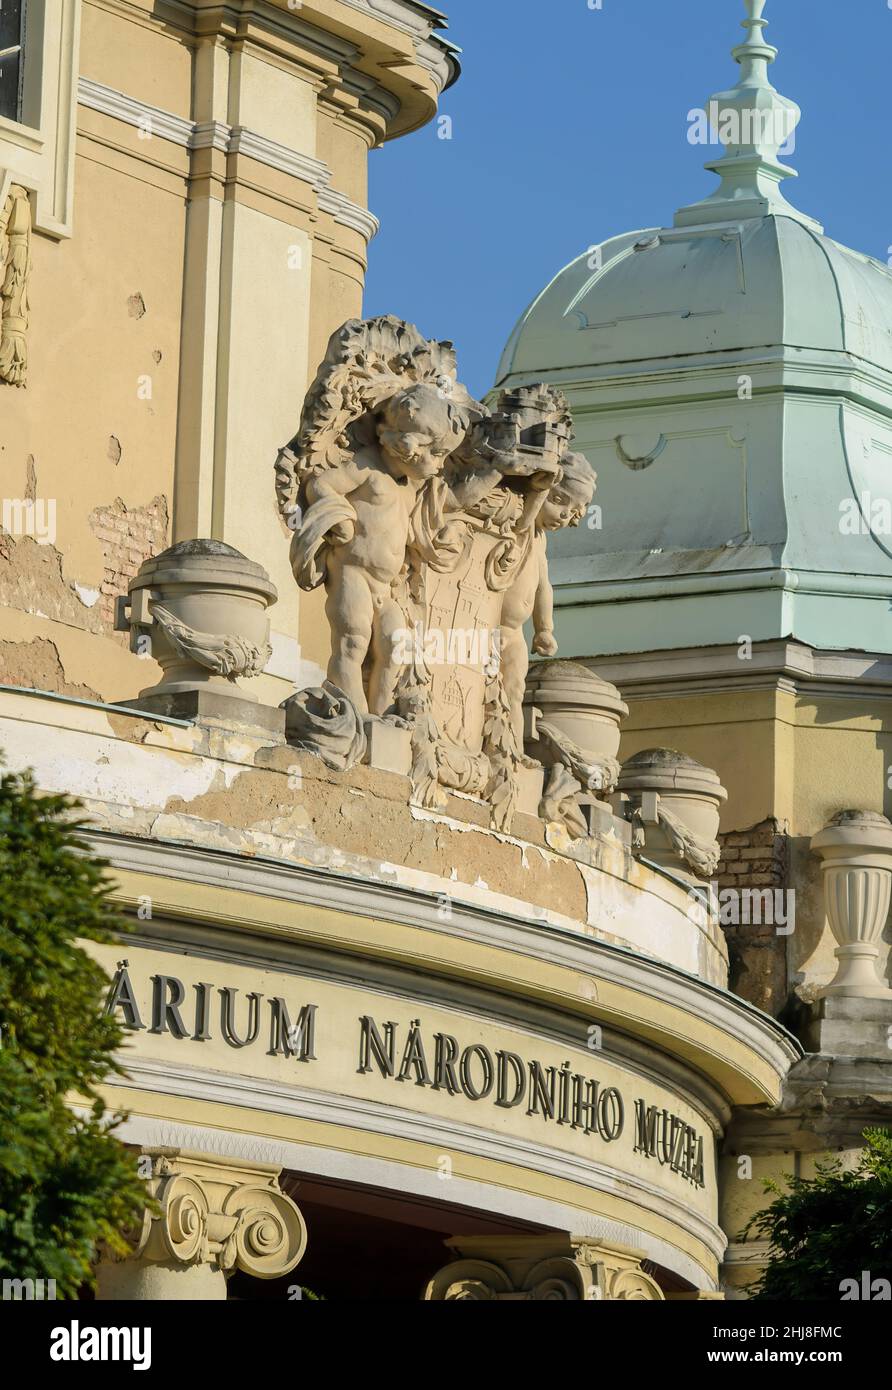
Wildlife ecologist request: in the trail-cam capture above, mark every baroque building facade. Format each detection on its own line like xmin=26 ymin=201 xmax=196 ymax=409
xmin=0 ymin=0 xmax=889 ymax=1302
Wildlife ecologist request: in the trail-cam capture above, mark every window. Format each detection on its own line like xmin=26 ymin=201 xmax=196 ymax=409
xmin=0 ymin=0 xmax=80 ymax=237
xmin=0 ymin=0 xmax=27 ymax=124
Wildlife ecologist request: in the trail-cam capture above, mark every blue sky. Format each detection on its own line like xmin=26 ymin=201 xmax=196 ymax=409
xmin=364 ymin=0 xmax=892 ymax=400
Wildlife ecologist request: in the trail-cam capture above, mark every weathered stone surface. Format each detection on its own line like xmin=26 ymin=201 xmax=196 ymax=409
xmin=132 ymin=688 xmax=286 ymax=740
xmin=805 ymin=995 xmax=892 ymax=1057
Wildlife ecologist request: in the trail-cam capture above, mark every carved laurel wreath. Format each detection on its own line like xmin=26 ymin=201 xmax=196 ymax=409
xmin=632 ymin=801 xmax=720 ymax=878
xmin=152 ymin=605 xmax=271 ymax=680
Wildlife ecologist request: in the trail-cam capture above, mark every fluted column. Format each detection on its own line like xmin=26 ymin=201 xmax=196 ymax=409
xmin=96 ymin=1148 xmax=307 ymax=1300
xmin=810 ymin=811 xmax=892 ymax=999
xmin=423 ymin=1234 xmax=665 ymax=1301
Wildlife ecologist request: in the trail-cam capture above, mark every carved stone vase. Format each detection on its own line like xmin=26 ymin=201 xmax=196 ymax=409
xmin=118 ymin=540 xmax=277 ymax=703
xmin=524 ymin=659 xmax=628 ymax=792
xmin=810 ymin=810 xmax=892 ymax=999
xmin=617 ymin=748 xmax=726 ymax=881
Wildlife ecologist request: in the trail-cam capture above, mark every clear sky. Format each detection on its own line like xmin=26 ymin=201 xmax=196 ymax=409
xmin=363 ymin=0 xmax=892 ymax=401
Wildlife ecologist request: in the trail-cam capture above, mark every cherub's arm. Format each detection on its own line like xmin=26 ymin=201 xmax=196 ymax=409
xmin=447 ymin=465 xmax=504 ymax=513
xmin=301 ymin=461 xmax=363 ymax=547
xmin=532 ymin=537 xmax=558 ymax=657
xmin=304 ymin=459 xmax=363 ymax=504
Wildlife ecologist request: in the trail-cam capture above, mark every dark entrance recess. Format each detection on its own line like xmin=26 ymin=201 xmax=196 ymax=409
xmin=228 ymin=1173 xmax=553 ymax=1302
xmin=227 ymin=1172 xmax=685 ymax=1301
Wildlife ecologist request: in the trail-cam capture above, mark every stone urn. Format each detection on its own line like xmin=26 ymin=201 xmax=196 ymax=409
xmin=810 ymin=810 xmax=892 ymax=999
xmin=117 ymin=539 xmax=277 ymax=702
xmin=524 ymin=660 xmax=629 ymax=795
xmin=617 ymin=748 xmax=727 ymax=880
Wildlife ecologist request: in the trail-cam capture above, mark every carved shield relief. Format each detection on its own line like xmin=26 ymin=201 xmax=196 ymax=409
xmin=425 ymin=527 xmax=506 ymax=756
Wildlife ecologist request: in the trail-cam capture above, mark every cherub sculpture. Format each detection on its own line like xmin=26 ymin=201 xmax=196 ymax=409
xmin=500 ymin=452 xmax=597 ymax=756
xmin=275 ymin=318 xmax=480 ymax=716
xmin=275 ymin=317 xmax=600 ymax=834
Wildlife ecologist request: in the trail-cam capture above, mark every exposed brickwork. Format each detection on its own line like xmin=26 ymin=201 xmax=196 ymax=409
xmin=716 ymin=818 xmax=790 ymax=1017
xmin=89 ymin=494 xmax=169 ymax=633
xmin=717 ymin=819 xmax=787 ymax=893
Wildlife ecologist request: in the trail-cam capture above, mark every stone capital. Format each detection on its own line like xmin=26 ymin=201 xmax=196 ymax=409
xmin=423 ymin=1234 xmax=665 ymax=1302
xmin=98 ymin=1147 xmax=307 ymax=1299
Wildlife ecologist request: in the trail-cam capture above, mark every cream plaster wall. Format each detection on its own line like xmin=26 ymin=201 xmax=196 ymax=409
xmin=79 ymin=1 xmax=192 ymax=116
xmin=1 ymin=0 xmax=452 ymax=705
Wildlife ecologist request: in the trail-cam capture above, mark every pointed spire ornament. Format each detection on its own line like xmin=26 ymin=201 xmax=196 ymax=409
xmin=675 ymin=0 xmax=822 ymax=230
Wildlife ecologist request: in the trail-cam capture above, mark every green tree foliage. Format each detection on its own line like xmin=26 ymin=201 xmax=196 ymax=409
xmin=745 ymin=1129 xmax=892 ymax=1300
xmin=0 ymin=767 xmax=149 ymax=1295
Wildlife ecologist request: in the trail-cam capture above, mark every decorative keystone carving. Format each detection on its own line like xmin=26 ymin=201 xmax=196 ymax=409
xmin=274 ymin=315 xmax=595 ymax=832
xmin=423 ymin=1234 xmax=664 ymax=1302
xmin=810 ymin=810 xmax=892 ymax=999
xmin=0 ymin=185 xmax=31 ymax=387
xmin=616 ymin=748 xmax=726 ymax=881
xmin=117 ymin=1148 xmax=307 ymax=1283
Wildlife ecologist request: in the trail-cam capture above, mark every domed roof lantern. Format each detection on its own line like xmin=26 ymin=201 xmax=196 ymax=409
xmin=675 ymin=0 xmax=822 ymax=232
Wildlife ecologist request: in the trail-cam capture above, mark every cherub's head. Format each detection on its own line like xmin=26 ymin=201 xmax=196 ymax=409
xmin=377 ymin=384 xmax=469 ymax=482
xmin=538 ymin=452 xmax=597 ymax=530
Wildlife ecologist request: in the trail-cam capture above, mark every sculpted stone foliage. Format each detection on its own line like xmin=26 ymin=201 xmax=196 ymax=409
xmin=423 ymin=1234 xmax=665 ymax=1301
xmin=150 ymin=604 xmax=271 ymax=680
xmin=0 ymin=184 xmax=31 ymax=387
xmin=275 ymin=316 xmax=596 ymax=830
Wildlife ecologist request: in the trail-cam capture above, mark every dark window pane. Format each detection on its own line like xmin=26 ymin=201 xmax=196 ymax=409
xmin=0 ymin=50 xmax=21 ymax=122
xmin=0 ymin=0 xmax=25 ymax=122
xmin=0 ymin=0 xmax=24 ymax=54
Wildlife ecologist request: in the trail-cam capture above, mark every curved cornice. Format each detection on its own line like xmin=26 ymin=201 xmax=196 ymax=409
xmin=85 ymin=828 xmax=801 ymax=1109
xmin=115 ymin=1054 xmax=729 ymax=1266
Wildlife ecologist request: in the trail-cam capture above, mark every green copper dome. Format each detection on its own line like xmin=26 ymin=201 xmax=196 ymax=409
xmin=495 ymin=0 xmax=892 ymax=661
xmin=497 ymin=220 xmax=892 ymax=385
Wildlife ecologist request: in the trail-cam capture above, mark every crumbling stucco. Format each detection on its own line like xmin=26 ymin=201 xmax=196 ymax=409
xmin=0 ymin=535 xmax=106 ymax=632
xmin=0 ymin=636 xmax=101 ymax=700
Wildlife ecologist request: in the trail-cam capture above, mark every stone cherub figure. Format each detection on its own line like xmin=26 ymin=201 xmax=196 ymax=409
xmin=274 ymin=318 xmax=481 ymax=717
xmin=294 ymin=383 xmax=469 ymax=714
xmin=500 ymin=452 xmax=597 ymax=756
